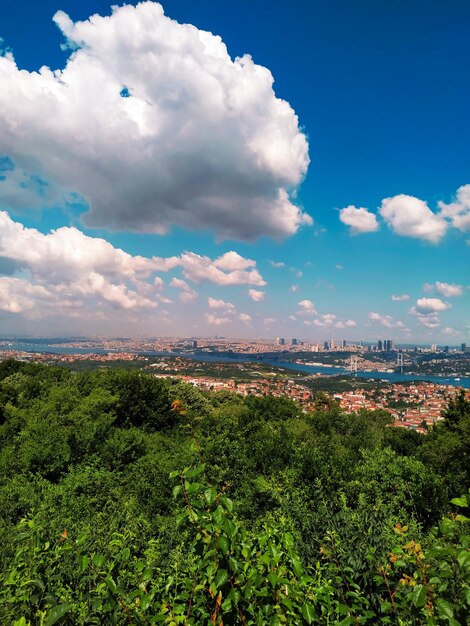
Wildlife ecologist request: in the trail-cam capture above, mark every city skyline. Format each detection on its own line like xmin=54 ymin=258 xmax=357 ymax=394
xmin=0 ymin=0 xmax=469 ymax=341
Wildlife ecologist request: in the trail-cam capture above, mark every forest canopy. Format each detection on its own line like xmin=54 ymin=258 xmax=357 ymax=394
xmin=0 ymin=359 xmax=468 ymax=625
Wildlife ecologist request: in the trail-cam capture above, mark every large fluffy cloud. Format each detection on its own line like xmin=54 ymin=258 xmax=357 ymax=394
xmin=379 ymin=195 xmax=447 ymax=243
xmin=0 ymin=2 xmax=311 ymax=240
xmin=339 ymin=205 xmax=379 ymax=234
xmin=0 ymin=211 xmax=265 ymax=316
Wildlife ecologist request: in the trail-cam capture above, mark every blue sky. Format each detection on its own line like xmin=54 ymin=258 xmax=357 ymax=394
xmin=0 ymin=0 xmax=469 ymax=342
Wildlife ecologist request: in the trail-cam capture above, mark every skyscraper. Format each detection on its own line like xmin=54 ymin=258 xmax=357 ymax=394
xmin=377 ymin=339 xmax=383 ymax=351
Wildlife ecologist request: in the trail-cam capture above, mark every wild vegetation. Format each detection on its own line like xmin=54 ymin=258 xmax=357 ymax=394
xmin=0 ymin=359 xmax=468 ymax=625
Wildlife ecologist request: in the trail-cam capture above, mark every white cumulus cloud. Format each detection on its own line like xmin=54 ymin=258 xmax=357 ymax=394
xmin=368 ymin=312 xmax=407 ymax=329
xmin=247 ymin=288 xmax=265 ymax=302
xmin=0 ymin=2 xmax=311 ymax=240
xmin=438 ymin=184 xmax=470 ymax=233
xmin=208 ymin=297 xmax=235 ymax=311
xmin=379 ymin=195 xmax=447 ymax=243
xmin=415 ymin=298 xmax=452 ymax=313
xmin=423 ymin=281 xmax=463 ymax=298
xmin=339 ymin=205 xmax=379 ymax=234
xmin=205 ymin=313 xmax=231 ymax=326
xmin=238 ymin=312 xmax=251 ymax=324
xmin=410 ymin=298 xmax=451 ymax=329
xmin=179 ymin=252 xmax=265 ymax=286
xmin=298 ymin=299 xmax=316 ymax=314
xmin=0 ymin=212 xmax=265 ymax=317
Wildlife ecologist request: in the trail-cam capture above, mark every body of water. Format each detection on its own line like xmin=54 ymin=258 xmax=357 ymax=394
xmin=1 ymin=342 xmax=469 ymax=388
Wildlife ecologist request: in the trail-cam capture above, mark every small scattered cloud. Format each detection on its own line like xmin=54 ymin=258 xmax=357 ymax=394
xmin=409 ymin=298 xmax=451 ymax=329
xmin=339 ymin=205 xmax=379 ymax=234
xmin=423 ymin=281 xmax=463 ymax=298
xmin=238 ymin=312 xmax=251 ymax=324
xmin=298 ymin=299 xmax=316 ymax=314
xmin=391 ymin=294 xmax=410 ymax=302
xmin=205 ymin=313 xmax=230 ymax=326
xmin=247 ymin=288 xmax=265 ymax=302
xmin=262 ymin=317 xmax=275 ymax=325
xmin=369 ymin=311 xmax=407 ymax=329
xmin=179 ymin=252 xmax=266 ymax=286
xmin=179 ymin=290 xmax=198 ymax=303
xmin=442 ymin=327 xmax=457 ymax=336
xmin=207 ymin=297 xmax=235 ymax=311
xmin=170 ymin=279 xmax=198 ymax=302
xmin=270 ymin=261 xmax=285 ymax=268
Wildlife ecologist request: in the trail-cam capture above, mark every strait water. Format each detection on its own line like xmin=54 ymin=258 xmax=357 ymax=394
xmin=1 ymin=342 xmax=469 ymax=388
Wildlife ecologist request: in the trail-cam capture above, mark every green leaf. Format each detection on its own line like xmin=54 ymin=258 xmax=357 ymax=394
xmin=186 ymin=482 xmax=203 ymax=494
xmin=223 ymin=518 xmax=237 ymax=540
xmin=213 ymin=505 xmax=224 ymax=526
xmin=79 ymin=555 xmax=89 ymax=572
xmin=141 ymin=593 xmax=152 ymax=611
xmin=169 ymin=470 xmax=179 ymax=479
xmin=142 ymin=567 xmax=153 ymax=581
xmin=175 ymin=511 xmax=188 ymax=526
xmin=105 ymin=576 xmax=117 ymax=594
xmin=411 ymin=584 xmax=427 ymax=609
xmin=301 ymin=602 xmax=316 ymax=624
xmin=435 ymin=598 xmax=454 ymax=620
xmin=457 ymin=550 xmax=470 ymax=570
xmin=44 ymin=604 xmax=73 ymax=626
xmin=214 ymin=569 xmax=228 ymax=589
xmin=164 ymin=576 xmax=175 ymax=595
xmin=93 ymin=554 xmax=104 ymax=568
xmin=292 ymin=558 xmax=303 ymax=578
xmin=221 ymin=496 xmax=233 ymax=513
xmin=185 ymin=464 xmax=205 ymax=479
xmin=172 ymin=485 xmax=182 ymax=499
xmin=228 ymin=588 xmax=241 ymax=606
xmin=450 ymin=496 xmax=468 ymax=508
xmin=380 ymin=601 xmax=392 ymax=613
xmin=218 ymin=536 xmax=230 ymax=555
xmin=204 ymin=487 xmax=217 ymax=506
